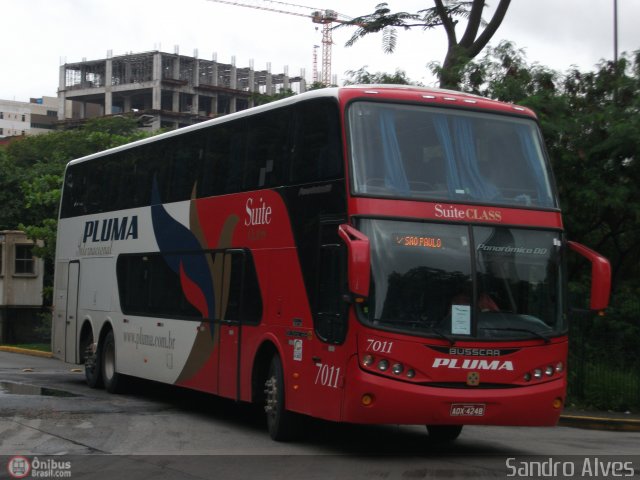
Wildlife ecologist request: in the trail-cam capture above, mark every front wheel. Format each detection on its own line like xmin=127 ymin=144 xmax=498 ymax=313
xmin=426 ymin=425 xmax=463 ymax=442
xmin=264 ymin=355 xmax=301 ymax=441
xmin=101 ymin=330 xmax=124 ymax=393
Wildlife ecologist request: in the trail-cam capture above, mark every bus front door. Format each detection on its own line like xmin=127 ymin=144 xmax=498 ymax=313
xmin=65 ymin=261 xmax=80 ymax=364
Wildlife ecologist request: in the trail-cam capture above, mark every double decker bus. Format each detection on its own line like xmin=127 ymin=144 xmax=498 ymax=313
xmin=52 ymin=85 xmax=610 ymax=442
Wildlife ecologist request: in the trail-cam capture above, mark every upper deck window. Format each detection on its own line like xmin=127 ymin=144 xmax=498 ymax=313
xmin=347 ymin=101 xmax=556 ymax=209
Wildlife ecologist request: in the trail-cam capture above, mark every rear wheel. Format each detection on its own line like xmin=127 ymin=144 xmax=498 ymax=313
xmin=101 ymin=330 xmax=123 ymax=393
xmin=264 ymin=355 xmax=301 ymax=441
xmin=426 ymin=425 xmax=463 ymax=442
xmin=81 ymin=332 xmax=102 ymax=389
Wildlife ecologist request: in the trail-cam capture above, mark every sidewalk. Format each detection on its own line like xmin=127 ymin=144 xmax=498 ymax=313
xmin=559 ymin=406 xmax=640 ymax=432
xmin=2 ymin=345 xmax=639 ymax=432
xmin=0 ymin=345 xmax=53 ymax=358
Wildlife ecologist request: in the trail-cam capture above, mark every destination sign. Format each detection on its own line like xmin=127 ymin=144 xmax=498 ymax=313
xmin=393 ymin=234 xmax=442 ymax=249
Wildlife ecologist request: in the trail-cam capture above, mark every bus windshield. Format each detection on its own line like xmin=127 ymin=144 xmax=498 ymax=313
xmin=356 ymin=219 xmax=565 ymax=341
xmin=348 ymin=101 xmax=555 ymax=209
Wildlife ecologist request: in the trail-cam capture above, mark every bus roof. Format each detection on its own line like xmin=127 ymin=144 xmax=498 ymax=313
xmin=65 ymin=85 xmax=536 ymax=168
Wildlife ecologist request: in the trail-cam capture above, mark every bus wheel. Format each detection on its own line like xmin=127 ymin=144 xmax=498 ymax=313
xmin=101 ymin=330 xmax=123 ymax=394
xmin=82 ymin=334 xmax=102 ymax=389
xmin=264 ymin=355 xmax=300 ymax=441
xmin=426 ymin=425 xmax=463 ymax=442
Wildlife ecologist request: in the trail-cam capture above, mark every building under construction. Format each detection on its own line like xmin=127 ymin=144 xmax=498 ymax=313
xmin=58 ymin=50 xmax=306 ymax=130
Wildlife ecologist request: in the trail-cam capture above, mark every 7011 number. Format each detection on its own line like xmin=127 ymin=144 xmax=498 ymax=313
xmin=314 ymin=363 xmax=341 ymax=388
xmin=366 ymin=339 xmax=393 ymax=354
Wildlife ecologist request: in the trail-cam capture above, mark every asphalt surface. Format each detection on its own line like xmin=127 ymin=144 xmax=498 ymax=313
xmin=2 ymin=345 xmax=639 ymax=432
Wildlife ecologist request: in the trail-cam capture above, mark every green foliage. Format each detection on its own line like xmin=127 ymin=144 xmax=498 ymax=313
xmin=343 ymin=67 xmax=421 ymax=86
xmin=307 ymin=82 xmax=329 ymax=91
xmin=341 ymin=0 xmax=511 ymax=89
xmin=251 ymin=88 xmax=296 ymax=106
xmin=0 ymin=117 xmax=152 ymax=305
xmin=459 ymin=42 xmax=640 ymax=296
xmin=462 ymin=42 xmax=640 ymax=410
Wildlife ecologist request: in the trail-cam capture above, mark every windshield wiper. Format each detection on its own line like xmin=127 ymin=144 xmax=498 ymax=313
xmin=431 ymin=327 xmax=456 ymax=346
xmin=480 ymin=327 xmax=551 ymax=344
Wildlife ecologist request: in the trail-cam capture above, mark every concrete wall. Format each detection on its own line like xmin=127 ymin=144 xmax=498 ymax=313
xmin=0 ymin=231 xmax=44 ymax=307
xmin=0 ymin=231 xmax=45 ymax=344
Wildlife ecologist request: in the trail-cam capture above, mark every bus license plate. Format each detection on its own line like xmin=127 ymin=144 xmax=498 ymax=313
xmin=450 ymin=403 xmax=485 ymax=416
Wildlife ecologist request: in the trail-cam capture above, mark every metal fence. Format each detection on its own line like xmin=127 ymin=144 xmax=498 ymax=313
xmin=567 ymin=307 xmax=640 ymax=411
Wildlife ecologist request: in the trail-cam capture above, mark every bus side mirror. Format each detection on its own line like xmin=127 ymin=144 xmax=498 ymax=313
xmin=568 ymin=241 xmax=611 ymax=311
xmin=338 ymin=224 xmax=370 ymax=299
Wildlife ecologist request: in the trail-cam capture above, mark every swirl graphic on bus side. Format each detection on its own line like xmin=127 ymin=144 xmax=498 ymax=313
xmin=150 ymin=178 xmax=216 ymax=321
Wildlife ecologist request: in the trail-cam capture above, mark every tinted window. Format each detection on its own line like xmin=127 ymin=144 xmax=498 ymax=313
xmin=245 ymin=109 xmax=290 ymax=189
xmin=59 ymin=97 xmax=343 ymax=219
xmin=117 ymin=253 xmax=201 ymax=319
xmin=117 ymin=250 xmax=263 ymax=324
xmin=290 ymin=100 xmax=343 ymax=184
xmin=221 ymin=251 xmax=263 ymax=324
xmin=200 ymin=120 xmax=245 ymax=196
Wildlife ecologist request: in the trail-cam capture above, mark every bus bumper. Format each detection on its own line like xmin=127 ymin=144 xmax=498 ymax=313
xmin=341 ymin=356 xmax=565 ymax=426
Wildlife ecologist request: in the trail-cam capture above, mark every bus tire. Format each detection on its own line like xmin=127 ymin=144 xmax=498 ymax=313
xmin=426 ymin=425 xmax=463 ymax=442
xmin=264 ymin=355 xmax=300 ymax=441
xmin=101 ymin=330 xmax=123 ymax=394
xmin=82 ymin=333 xmax=102 ymax=389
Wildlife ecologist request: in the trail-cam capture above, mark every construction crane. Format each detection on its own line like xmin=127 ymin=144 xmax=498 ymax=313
xmin=206 ymin=0 xmax=352 ymax=86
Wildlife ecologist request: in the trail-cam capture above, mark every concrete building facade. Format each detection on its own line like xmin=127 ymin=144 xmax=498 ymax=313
xmin=0 ymin=231 xmax=45 ymax=344
xmin=58 ymin=50 xmax=306 ymax=130
xmin=0 ymin=96 xmax=59 ymax=138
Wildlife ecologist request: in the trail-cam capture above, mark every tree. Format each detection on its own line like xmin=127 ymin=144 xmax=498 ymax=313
xmin=458 ymin=42 xmax=640 ymax=307
xmin=251 ymin=88 xmax=296 ymax=106
xmin=341 ymin=0 xmax=511 ymax=89
xmin=343 ymin=66 xmax=420 ymax=85
xmin=0 ymin=117 xmax=150 ymax=303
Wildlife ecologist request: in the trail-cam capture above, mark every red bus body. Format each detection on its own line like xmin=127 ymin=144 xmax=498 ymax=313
xmin=53 ymin=86 xmax=610 ymax=439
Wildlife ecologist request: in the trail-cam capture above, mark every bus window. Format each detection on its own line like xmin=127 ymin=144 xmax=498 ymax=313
xmin=117 ymin=253 xmax=201 ymax=320
xmin=315 ymin=242 xmax=348 ymax=344
xmin=200 ymin=121 xmax=245 ymax=196
xmin=244 ymin=109 xmax=290 ymax=189
xmin=220 ymin=250 xmax=263 ymax=324
xmin=290 ymin=100 xmax=343 ymax=185
xmin=167 ymin=132 xmax=204 ymax=202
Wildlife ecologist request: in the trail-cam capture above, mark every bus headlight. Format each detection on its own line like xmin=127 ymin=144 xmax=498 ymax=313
xmin=533 ymin=369 xmax=543 ymax=379
xmin=391 ymin=363 xmax=404 ymax=375
xmin=378 ymin=359 xmax=389 ymax=371
xmin=362 ymin=354 xmax=374 ymax=367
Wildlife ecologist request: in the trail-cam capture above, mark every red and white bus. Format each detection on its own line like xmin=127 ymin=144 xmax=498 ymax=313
xmin=52 ymin=85 xmax=611 ymax=441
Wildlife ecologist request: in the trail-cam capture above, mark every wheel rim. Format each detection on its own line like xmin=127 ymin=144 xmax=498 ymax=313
xmin=104 ymin=340 xmax=115 ymax=381
xmin=264 ymin=374 xmax=278 ymax=424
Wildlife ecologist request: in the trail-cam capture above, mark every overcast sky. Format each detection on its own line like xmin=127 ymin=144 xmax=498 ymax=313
xmin=2 ymin=0 xmax=639 ymax=101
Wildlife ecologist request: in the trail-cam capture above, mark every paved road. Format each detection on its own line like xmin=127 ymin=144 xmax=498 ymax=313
xmin=1 ymin=351 xmax=639 ymax=479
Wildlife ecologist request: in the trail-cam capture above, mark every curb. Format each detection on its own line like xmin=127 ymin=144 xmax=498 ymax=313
xmin=0 ymin=346 xmax=53 ymax=358
xmin=559 ymin=414 xmax=640 ymax=432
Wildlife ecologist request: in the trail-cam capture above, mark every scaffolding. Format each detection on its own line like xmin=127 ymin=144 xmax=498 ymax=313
xmin=59 ymin=50 xmax=305 ymax=130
